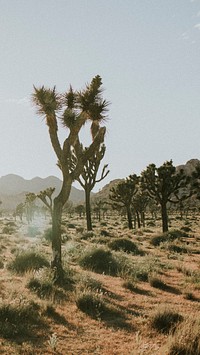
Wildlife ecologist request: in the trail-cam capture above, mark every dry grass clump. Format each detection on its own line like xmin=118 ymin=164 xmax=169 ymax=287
xmin=151 ymin=229 xmax=188 ymax=246
xmin=168 ymin=318 xmax=200 ymax=354
xmin=108 ymin=237 xmax=143 ymax=255
xmin=0 ymin=300 xmax=45 ymax=339
xmin=7 ymin=251 xmax=49 ymax=274
xmin=75 ymin=289 xmax=126 ymax=328
xmin=78 ymin=247 xmax=120 ymax=275
xmin=27 ymin=278 xmax=66 ymax=303
xmin=150 ymin=307 xmax=183 ymax=334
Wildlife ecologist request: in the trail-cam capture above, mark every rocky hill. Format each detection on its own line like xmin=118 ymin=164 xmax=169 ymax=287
xmin=0 ymin=174 xmax=85 ymax=211
xmin=1 ymin=159 xmax=199 ymax=211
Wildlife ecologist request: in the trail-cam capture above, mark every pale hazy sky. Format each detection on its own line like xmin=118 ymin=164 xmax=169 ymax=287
xmin=1 ymin=0 xmax=200 ymax=191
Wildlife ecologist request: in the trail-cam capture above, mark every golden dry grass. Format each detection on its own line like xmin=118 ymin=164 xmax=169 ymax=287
xmin=0 ymin=213 xmax=200 ymax=354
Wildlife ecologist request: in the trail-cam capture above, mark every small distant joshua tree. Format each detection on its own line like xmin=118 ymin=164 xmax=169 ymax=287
xmin=37 ymin=187 xmax=55 ymax=219
xmin=109 ymin=174 xmax=139 ymax=229
xmin=141 ymin=160 xmax=191 ymax=232
xmin=32 ymin=75 xmax=109 ymax=280
xmin=77 ymin=143 xmax=109 ymax=230
xmin=25 ymin=192 xmax=36 ymax=223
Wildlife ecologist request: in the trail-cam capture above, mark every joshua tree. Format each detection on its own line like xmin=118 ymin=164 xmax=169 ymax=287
xmin=132 ymin=189 xmax=150 ymax=228
xmin=109 ymin=174 xmax=139 ymax=229
xmin=32 ymin=75 xmax=108 ymax=279
xmin=37 ymin=187 xmax=55 ymax=219
xmin=15 ymin=202 xmax=24 ymax=221
xmin=77 ymin=143 xmax=109 ymax=230
xmin=25 ymin=193 xmax=37 ymax=223
xmin=75 ymin=204 xmax=85 ymax=218
xmin=141 ymin=160 xmax=191 ymax=232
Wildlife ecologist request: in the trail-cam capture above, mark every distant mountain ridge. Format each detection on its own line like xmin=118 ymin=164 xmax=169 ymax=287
xmin=1 ymin=159 xmax=199 ymax=211
xmin=0 ymin=174 xmax=86 ymax=210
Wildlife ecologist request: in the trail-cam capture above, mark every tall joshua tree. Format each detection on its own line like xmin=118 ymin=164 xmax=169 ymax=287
xmin=141 ymin=160 xmax=191 ymax=232
xmin=32 ymin=75 xmax=108 ymax=279
xmin=77 ymin=143 xmax=109 ymax=230
xmin=109 ymin=174 xmax=139 ymax=229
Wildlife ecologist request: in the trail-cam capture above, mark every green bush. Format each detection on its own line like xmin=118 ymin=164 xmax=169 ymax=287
xmin=8 ymin=251 xmax=49 ymax=274
xmin=81 ymin=231 xmax=94 ymax=240
xmin=76 ymin=290 xmax=121 ymax=321
xmin=167 ymin=244 xmax=188 ymax=254
xmin=100 ymin=229 xmax=110 ymax=237
xmin=79 ymin=248 xmax=119 ymax=275
xmin=151 ymin=229 xmax=188 ymax=246
xmin=108 ymin=238 xmax=143 ymax=255
xmin=0 ymin=301 xmax=44 ymax=338
xmin=149 ymin=275 xmax=167 ymax=290
xmin=150 ymin=308 xmax=183 ymax=334
xmin=77 ymin=274 xmax=102 ymax=292
xmin=67 ymin=223 xmax=76 ymax=229
xmin=27 ymin=278 xmax=66 ymax=302
xmin=76 ymin=291 xmax=107 ymax=319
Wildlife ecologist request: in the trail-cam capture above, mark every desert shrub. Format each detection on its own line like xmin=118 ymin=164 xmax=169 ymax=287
xmin=43 ymin=228 xmax=52 ymax=242
xmin=2 ymin=226 xmax=14 ymax=234
xmin=149 ymin=275 xmax=167 ymax=290
xmin=108 ymin=238 xmax=143 ymax=255
xmin=143 ymin=229 xmax=154 ymax=233
xmin=168 ymin=318 xmax=200 ymax=354
xmin=0 ymin=260 xmax=4 ymax=269
xmin=27 ymin=278 xmax=66 ymax=302
xmin=7 ymin=251 xmax=49 ymax=274
xmin=0 ymin=301 xmax=44 ymax=338
xmin=76 ymin=291 xmax=106 ymax=318
xmin=167 ymin=244 xmax=188 ymax=254
xmin=77 ymin=274 xmax=102 ymax=292
xmin=81 ymin=231 xmax=94 ymax=240
xmin=147 ymin=221 xmax=156 ymax=227
xmin=183 ymin=292 xmax=196 ymax=301
xmin=100 ymin=229 xmax=110 ymax=237
xmin=79 ymin=248 xmax=119 ymax=275
xmin=118 ymin=256 xmax=149 ymax=282
xmin=67 ymin=223 xmax=76 ymax=229
xmin=122 ymin=280 xmax=137 ymax=291
xmin=186 ymin=271 xmax=200 ymax=287
xmin=150 ymin=307 xmax=183 ymax=334
xmin=76 ymin=290 xmax=121 ymax=321
xmin=151 ymin=229 xmax=188 ymax=246
xmin=100 ymin=221 xmax=107 ymax=226
xmin=91 ymin=236 xmax=111 ymax=244
xmin=181 ymin=226 xmax=192 ymax=232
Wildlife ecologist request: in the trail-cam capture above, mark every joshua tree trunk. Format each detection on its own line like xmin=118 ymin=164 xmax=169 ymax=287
xmin=136 ymin=210 xmax=141 ymax=229
xmin=51 ymin=178 xmax=72 ymax=282
xmin=161 ymin=202 xmax=168 ymax=233
xmin=85 ymin=188 xmax=92 ymax=231
xmin=126 ymin=205 xmax=133 ymax=229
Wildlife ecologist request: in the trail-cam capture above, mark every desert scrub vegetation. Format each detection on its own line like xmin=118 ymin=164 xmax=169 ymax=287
xmin=167 ymin=317 xmax=200 ymax=354
xmin=108 ymin=237 xmax=144 ymax=255
xmin=150 ymin=307 xmax=183 ymax=334
xmin=75 ymin=288 xmax=126 ymax=328
xmin=0 ymin=300 xmax=45 ymax=339
xmin=150 ymin=229 xmax=189 ymax=246
xmin=7 ymin=251 xmax=49 ymax=274
xmin=76 ymin=273 xmax=103 ymax=292
xmin=27 ymin=277 xmax=66 ymax=303
xmin=78 ymin=247 xmax=120 ymax=275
